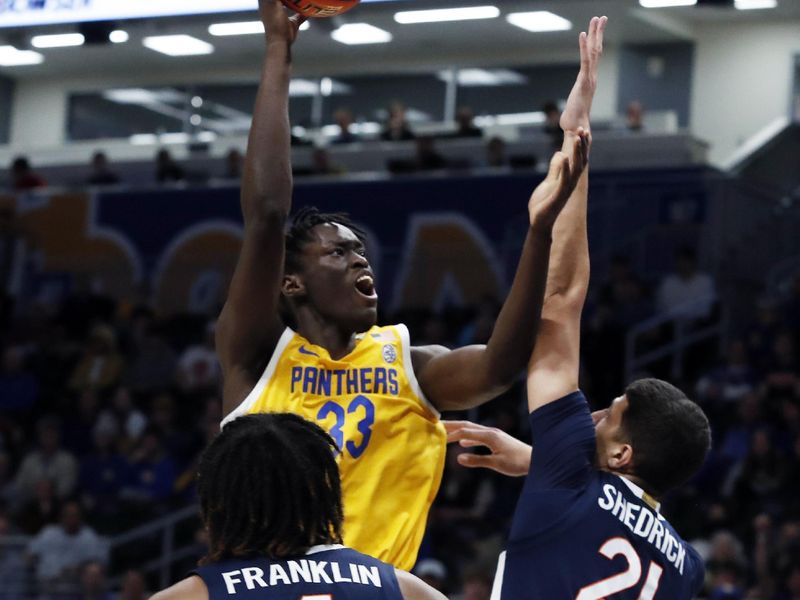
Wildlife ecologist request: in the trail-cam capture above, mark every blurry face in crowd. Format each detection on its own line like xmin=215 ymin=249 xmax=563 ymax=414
xmin=61 ymin=502 xmax=83 ymax=534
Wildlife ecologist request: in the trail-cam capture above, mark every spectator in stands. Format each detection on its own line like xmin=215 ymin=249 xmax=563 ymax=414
xmin=332 ymin=108 xmax=358 ymax=144
xmin=718 ymin=393 xmax=763 ymax=465
xmin=14 ymin=416 xmax=78 ymax=504
xmin=0 ymin=453 xmax=14 ymax=506
xmin=118 ymin=569 xmax=148 ymax=600
xmin=78 ymin=420 xmax=127 ymax=528
xmin=782 ymin=275 xmax=800 ymax=329
xmin=0 ymin=346 xmax=39 ymax=413
xmin=14 ymin=477 xmax=59 ymax=534
xmin=704 ymin=530 xmax=748 ymax=599
xmin=154 ymin=149 xmax=185 ymax=184
xmin=542 ymin=101 xmax=562 ymax=147
xmin=26 ymin=501 xmax=108 ymax=594
xmin=485 ymin=137 xmax=507 ymax=168
xmin=696 ymin=339 xmax=758 ymax=409
xmin=120 ymin=428 xmax=177 ymax=511
xmin=453 ymin=107 xmax=482 ymax=138
xmin=726 ymin=428 xmax=788 ymax=523
xmin=456 ymin=568 xmax=493 ymax=600
xmin=10 ymin=156 xmax=46 ymax=191
xmin=381 ymin=102 xmax=415 ymax=141
xmin=414 ymin=559 xmax=448 ymax=594
xmin=0 ymin=204 xmax=29 ymax=326
xmin=125 ymin=311 xmax=177 ymax=395
xmin=223 ymin=148 xmax=243 ymax=180
xmin=763 ymin=330 xmax=799 ymax=394
xmin=0 ymin=512 xmax=27 ymax=599
xmin=76 ymin=561 xmax=114 ymax=600
xmin=95 ymin=387 xmax=147 ymax=454
xmin=626 ymin=100 xmax=645 ymax=132
xmin=416 ymin=136 xmax=448 ymax=171
xmin=177 ymin=320 xmax=220 ymax=394
xmin=68 ymin=325 xmax=124 ymax=393
xmin=86 ymin=152 xmax=121 ymax=187
xmin=656 ymin=246 xmax=716 ymax=320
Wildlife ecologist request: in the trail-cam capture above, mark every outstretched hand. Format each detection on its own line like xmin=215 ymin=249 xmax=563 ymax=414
xmin=528 ymin=127 xmax=591 ymax=229
xmin=560 ymin=16 xmax=607 ymax=134
xmin=259 ymin=0 xmax=306 ymax=45
xmin=444 ymin=421 xmax=532 ymax=477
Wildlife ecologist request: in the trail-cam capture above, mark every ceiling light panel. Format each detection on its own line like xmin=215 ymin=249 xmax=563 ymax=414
xmin=31 ymin=33 xmax=85 ymax=48
xmin=331 ymin=23 xmax=392 ymax=45
xmin=394 ymin=6 xmax=500 ymax=24
xmin=209 ymin=21 xmax=263 ymax=36
xmin=638 ymin=0 xmax=697 ymax=7
xmin=438 ymin=68 xmax=527 ymax=87
xmin=109 ymin=30 xmax=129 ymax=43
xmin=0 ymin=45 xmax=43 ymax=66
xmin=143 ymin=35 xmax=214 ymax=56
xmin=734 ymin=0 xmax=777 ymax=9
xmin=506 ymin=11 xmax=572 ymax=33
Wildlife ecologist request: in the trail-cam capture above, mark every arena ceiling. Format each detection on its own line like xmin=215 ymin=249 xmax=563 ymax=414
xmin=0 ymin=0 xmax=798 ymax=80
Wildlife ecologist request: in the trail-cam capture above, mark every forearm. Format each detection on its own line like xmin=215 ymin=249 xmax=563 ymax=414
xmin=483 ymin=223 xmax=554 ymax=385
xmin=241 ymin=39 xmax=293 ymax=223
xmin=542 ymin=166 xmax=589 ymax=309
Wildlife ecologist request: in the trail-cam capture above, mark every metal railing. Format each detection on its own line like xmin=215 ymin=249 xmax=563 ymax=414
xmin=624 ymin=296 xmax=726 ymax=384
xmin=108 ymin=504 xmax=202 ymax=589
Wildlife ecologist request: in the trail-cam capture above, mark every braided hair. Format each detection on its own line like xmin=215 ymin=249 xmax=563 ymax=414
xmin=197 ymin=413 xmax=344 ymax=564
xmin=284 ymin=206 xmax=366 ymax=275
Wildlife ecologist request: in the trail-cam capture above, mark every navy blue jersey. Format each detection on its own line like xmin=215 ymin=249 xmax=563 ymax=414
xmin=193 ymin=545 xmax=403 ymax=599
xmin=494 ymin=392 xmax=704 ymax=600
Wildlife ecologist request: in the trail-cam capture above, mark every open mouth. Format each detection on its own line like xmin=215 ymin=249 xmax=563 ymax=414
xmin=355 ymin=274 xmax=378 ymax=300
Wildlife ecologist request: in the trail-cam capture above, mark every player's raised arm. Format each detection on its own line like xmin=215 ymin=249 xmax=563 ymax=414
xmin=412 ymin=132 xmax=588 ymax=412
xmin=527 ymin=16 xmax=606 ymax=413
xmin=216 ymin=0 xmax=305 ymax=414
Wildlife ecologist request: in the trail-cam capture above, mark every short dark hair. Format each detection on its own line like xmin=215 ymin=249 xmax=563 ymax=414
xmin=621 ymin=378 xmax=711 ymax=497
xmin=284 ymin=206 xmax=366 ymax=275
xmin=197 ymin=413 xmax=344 ymax=564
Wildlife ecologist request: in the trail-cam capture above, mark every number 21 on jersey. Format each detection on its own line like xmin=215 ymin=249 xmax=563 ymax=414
xmin=576 ymin=538 xmax=663 ymax=600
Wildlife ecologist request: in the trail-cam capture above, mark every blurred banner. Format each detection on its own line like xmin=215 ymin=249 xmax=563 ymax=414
xmin=0 ymin=0 xmax=399 ymax=28
xmin=1 ymin=169 xmax=709 ymax=315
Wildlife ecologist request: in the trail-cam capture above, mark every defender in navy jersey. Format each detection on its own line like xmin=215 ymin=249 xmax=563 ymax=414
xmin=151 ymin=413 xmax=444 ymax=600
xmin=446 ymin=15 xmax=711 ymax=600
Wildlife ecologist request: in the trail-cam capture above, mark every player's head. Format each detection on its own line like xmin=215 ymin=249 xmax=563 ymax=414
xmin=197 ymin=412 xmax=344 ymax=564
xmin=594 ymin=378 xmax=711 ymax=498
xmin=282 ymin=206 xmax=377 ymax=333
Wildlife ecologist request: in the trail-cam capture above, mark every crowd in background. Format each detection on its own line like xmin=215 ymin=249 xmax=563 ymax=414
xmin=0 ymin=230 xmax=797 ymax=598
xmin=1 ymin=99 xmax=650 ymax=192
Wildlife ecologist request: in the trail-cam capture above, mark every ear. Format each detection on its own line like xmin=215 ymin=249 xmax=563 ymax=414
xmin=282 ymin=273 xmax=305 ymax=299
xmin=606 ymin=442 xmax=634 ymax=472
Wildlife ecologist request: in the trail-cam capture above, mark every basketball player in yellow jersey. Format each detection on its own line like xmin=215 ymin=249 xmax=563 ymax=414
xmin=216 ymin=0 xmax=590 ymax=570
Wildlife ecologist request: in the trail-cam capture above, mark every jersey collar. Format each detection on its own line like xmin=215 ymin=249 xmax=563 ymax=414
xmin=306 ymin=544 xmax=346 ymax=556
xmin=617 ymin=475 xmax=662 ymax=514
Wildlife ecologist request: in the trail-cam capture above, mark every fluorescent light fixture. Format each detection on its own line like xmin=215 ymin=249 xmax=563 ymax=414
xmin=197 ymin=131 xmax=217 ymax=142
xmin=31 ymin=33 xmax=84 ymax=48
xmin=103 ymin=88 xmax=185 ymax=104
xmin=143 ymin=35 xmax=214 ymax=56
xmin=475 ymin=112 xmax=546 ymax=127
xmin=0 ymin=45 xmax=43 ymax=66
xmin=109 ymin=30 xmax=129 ymax=43
xmin=734 ymin=0 xmax=777 ymax=8
xmin=506 ymin=11 xmax=572 ymax=32
xmin=394 ymin=6 xmax=500 ymax=24
xmin=299 ymin=21 xmax=310 ymax=31
xmin=290 ymin=79 xmax=322 ymax=97
xmin=331 ymin=23 xmax=392 ymax=45
xmin=130 ymin=134 xmax=159 ymax=145
xmin=638 ymin=0 xmax=697 ymax=7
xmin=209 ymin=21 xmax=263 ymax=36
xmin=438 ymin=68 xmax=527 ymax=86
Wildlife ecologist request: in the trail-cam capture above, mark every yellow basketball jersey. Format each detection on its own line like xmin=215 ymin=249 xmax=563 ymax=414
xmin=222 ymin=324 xmax=446 ymax=570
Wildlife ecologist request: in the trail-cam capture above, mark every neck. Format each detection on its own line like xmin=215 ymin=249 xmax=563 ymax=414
xmin=294 ymin=311 xmax=358 ymax=360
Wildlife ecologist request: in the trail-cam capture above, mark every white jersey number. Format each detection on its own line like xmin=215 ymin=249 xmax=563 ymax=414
xmin=576 ymin=538 xmax=664 ymax=600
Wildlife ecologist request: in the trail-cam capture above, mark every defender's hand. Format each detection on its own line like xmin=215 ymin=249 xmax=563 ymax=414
xmin=444 ymin=421 xmax=532 ymax=477
xmin=528 ymin=128 xmax=591 ymax=230
xmin=560 ymin=16 xmax=607 ymax=134
xmin=259 ymin=0 xmax=306 ymax=44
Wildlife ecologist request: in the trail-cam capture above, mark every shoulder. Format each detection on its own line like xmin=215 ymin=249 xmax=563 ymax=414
xmin=151 ymin=576 xmax=208 ymax=600
xmin=395 ymin=568 xmax=448 ymax=600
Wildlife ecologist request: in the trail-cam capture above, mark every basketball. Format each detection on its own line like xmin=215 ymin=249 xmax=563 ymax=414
xmin=279 ymin=0 xmax=361 ymax=18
